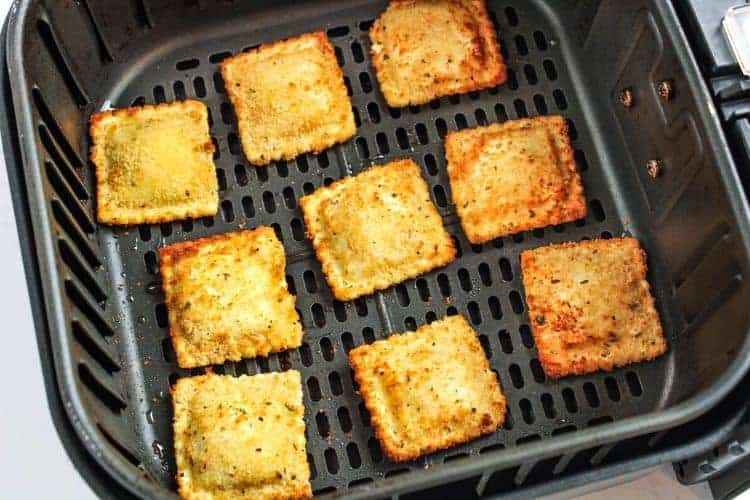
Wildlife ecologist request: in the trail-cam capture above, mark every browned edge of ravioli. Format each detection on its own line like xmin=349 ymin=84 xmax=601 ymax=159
xmin=445 ymin=115 xmax=587 ymax=244
xmin=159 ymin=231 xmax=226 ymax=369
xmin=220 ymin=31 xmax=354 ymax=166
xmin=171 ymin=376 xmax=191 ymax=499
xmin=520 ymin=237 xmax=666 ymax=378
xmin=299 ymin=158 xmax=456 ymax=301
xmin=348 ymin=316 xmax=505 ymax=461
xmin=369 ymin=0 xmax=507 ymax=107
xmin=159 ymin=227 xmax=301 ymax=369
xmin=90 ymin=99 xmax=216 ymax=225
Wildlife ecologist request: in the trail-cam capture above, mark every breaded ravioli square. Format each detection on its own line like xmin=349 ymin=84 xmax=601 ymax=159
xmin=221 ymin=32 xmax=356 ymax=166
xmin=300 ymin=159 xmax=455 ymax=301
xmin=521 ymin=237 xmax=666 ymax=378
xmin=446 ymin=116 xmax=587 ymax=244
xmin=349 ymin=315 xmax=506 ymax=461
xmin=90 ymin=100 xmax=219 ymax=225
xmin=369 ymin=0 xmax=506 ymax=107
xmin=160 ymin=227 xmax=303 ymax=368
xmin=173 ymin=371 xmax=311 ymax=500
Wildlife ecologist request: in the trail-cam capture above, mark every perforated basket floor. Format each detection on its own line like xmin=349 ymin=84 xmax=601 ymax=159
xmin=18 ymin=0 xmax=750 ymax=498
xmin=90 ymin=3 xmax=666 ymax=494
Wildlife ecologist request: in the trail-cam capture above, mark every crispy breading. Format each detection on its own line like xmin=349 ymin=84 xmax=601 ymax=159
xmin=349 ymin=315 xmax=505 ymax=462
xmin=160 ymin=227 xmax=303 ymax=368
xmin=221 ymin=32 xmax=356 ymax=166
xmin=520 ymin=237 xmax=667 ymax=378
xmin=446 ymin=115 xmax=587 ymax=244
xmin=90 ymin=100 xmax=218 ymax=225
xmin=369 ymin=0 xmax=506 ymax=107
xmin=172 ymin=371 xmax=311 ymax=500
xmin=300 ymin=159 xmax=455 ymax=301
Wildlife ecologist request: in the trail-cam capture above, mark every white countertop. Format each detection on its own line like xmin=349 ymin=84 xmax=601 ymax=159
xmin=0 ymin=1 xmax=733 ymax=498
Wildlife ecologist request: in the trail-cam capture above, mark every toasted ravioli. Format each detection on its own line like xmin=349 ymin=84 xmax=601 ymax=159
xmin=90 ymin=100 xmax=218 ymax=225
xmin=300 ymin=159 xmax=455 ymax=301
xmin=369 ymin=0 xmax=506 ymax=107
xmin=221 ymin=32 xmax=356 ymax=166
xmin=521 ymin=237 xmax=666 ymax=378
xmin=446 ymin=116 xmax=587 ymax=244
xmin=173 ymin=371 xmax=311 ymax=500
xmin=349 ymin=315 xmax=506 ymax=461
xmin=160 ymin=227 xmax=303 ymax=368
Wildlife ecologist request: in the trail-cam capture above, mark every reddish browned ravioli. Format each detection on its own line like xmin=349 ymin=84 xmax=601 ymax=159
xmin=446 ymin=115 xmax=586 ymax=244
xmin=521 ymin=237 xmax=666 ymax=378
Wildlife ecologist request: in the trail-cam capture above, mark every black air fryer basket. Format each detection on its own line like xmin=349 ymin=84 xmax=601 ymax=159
xmin=7 ymin=0 xmax=750 ymax=498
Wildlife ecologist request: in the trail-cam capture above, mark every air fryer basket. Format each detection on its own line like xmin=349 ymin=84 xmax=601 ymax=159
xmin=7 ymin=0 xmax=750 ymax=498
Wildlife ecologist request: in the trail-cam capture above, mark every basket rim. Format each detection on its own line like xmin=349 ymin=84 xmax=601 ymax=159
xmin=6 ymin=0 xmax=750 ymax=498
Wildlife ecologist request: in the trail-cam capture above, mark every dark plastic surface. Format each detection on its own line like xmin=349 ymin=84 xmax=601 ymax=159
xmin=506 ymin=384 xmax=748 ymax=500
xmin=710 ymin=76 xmax=750 ymax=108
xmin=732 ymin=119 xmax=750 ymax=211
xmin=6 ymin=0 xmax=750 ymax=498
xmin=671 ymin=118 xmax=750 ymax=490
xmin=676 ymin=411 xmax=750 ymax=486
xmin=675 ymin=0 xmax=750 ymax=122
xmin=717 ymin=97 xmax=750 ymax=123
xmin=709 ymin=455 xmax=750 ymax=500
xmin=670 ymin=5 xmax=750 ymax=481
xmin=676 ymin=0 xmax=741 ymax=77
